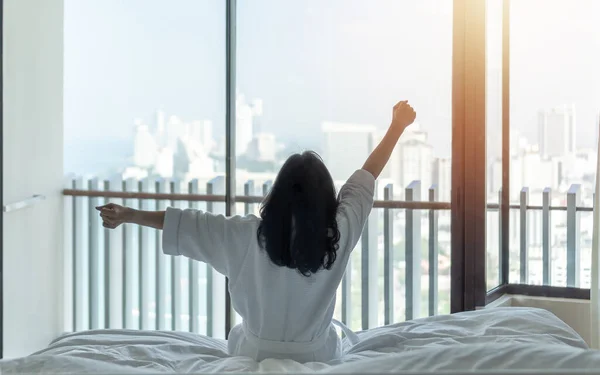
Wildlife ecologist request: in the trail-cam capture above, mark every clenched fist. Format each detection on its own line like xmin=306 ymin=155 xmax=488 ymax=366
xmin=391 ymin=100 xmax=416 ymax=132
xmin=96 ymin=203 xmax=133 ymax=229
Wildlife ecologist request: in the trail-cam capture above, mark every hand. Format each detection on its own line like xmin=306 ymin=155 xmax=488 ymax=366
xmin=391 ymin=100 xmax=416 ymax=132
xmin=96 ymin=203 xmax=134 ymax=229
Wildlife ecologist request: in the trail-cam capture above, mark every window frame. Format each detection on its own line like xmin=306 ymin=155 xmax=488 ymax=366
xmin=1 ymin=1 xmax=591 ymax=354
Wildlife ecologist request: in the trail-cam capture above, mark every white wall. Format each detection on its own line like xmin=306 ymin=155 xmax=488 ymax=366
xmin=510 ymin=296 xmax=591 ymax=346
xmin=486 ymin=295 xmax=592 ymax=346
xmin=3 ymin=0 xmax=64 ymax=358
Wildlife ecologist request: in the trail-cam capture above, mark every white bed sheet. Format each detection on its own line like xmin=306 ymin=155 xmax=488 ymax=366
xmin=1 ymin=307 xmax=598 ymax=374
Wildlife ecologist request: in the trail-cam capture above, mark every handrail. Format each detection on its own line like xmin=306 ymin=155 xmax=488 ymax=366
xmin=63 ymin=182 xmax=595 ymax=335
xmin=3 ymin=194 xmax=46 ymax=213
xmin=63 ymin=189 xmax=593 ymax=212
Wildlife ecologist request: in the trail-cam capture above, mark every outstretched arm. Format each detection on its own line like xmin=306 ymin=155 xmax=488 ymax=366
xmin=362 ymin=100 xmax=416 ymax=179
xmin=96 ymin=203 xmax=165 ymax=230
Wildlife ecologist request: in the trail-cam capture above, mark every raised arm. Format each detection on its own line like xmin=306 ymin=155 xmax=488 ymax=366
xmin=362 ymin=100 xmax=416 ymax=179
xmin=96 ymin=203 xmax=164 ymax=230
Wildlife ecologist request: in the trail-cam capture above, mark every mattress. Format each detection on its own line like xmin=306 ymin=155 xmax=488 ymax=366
xmin=1 ymin=307 xmax=599 ymax=374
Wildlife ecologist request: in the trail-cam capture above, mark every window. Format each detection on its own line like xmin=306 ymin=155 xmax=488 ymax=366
xmin=236 ymin=0 xmax=453 ymax=329
xmin=62 ymin=0 xmax=592 ymax=340
xmin=486 ymin=0 xmax=504 ymax=290
xmin=509 ymin=0 xmax=599 ymax=287
xmin=64 ymin=0 xmax=226 ymax=336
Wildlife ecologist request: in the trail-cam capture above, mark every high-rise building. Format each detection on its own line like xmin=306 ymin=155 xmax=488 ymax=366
xmin=252 ymin=99 xmax=263 ymax=136
xmin=594 ymin=112 xmax=600 ymax=147
xmin=155 ymin=110 xmax=166 ymax=147
xmin=236 ymin=93 xmax=256 ymax=156
xmin=133 ymin=121 xmax=157 ymax=168
xmin=508 ymin=146 xmax=559 ymax=201
xmin=322 ymin=122 xmax=376 ymax=182
xmin=166 ymin=115 xmax=185 ymax=152
xmin=174 ymin=135 xmax=215 ymax=180
xmin=510 ymin=129 xmax=530 ymax=157
xmin=385 ymin=123 xmax=433 ymax=198
xmin=432 ymin=157 xmax=451 ymax=202
xmin=489 ymin=157 xmax=502 ymax=197
xmin=189 ymin=120 xmax=214 ymax=154
xmin=155 ymin=147 xmax=174 ymax=178
xmin=246 ymin=133 xmax=277 ymax=162
xmin=538 ymin=104 xmax=576 ymax=158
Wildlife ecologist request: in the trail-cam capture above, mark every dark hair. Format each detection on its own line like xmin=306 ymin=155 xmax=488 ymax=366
xmin=257 ymin=151 xmax=340 ymax=276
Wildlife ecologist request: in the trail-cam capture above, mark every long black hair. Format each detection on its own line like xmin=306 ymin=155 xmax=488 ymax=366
xmin=257 ymin=151 xmax=341 ymax=276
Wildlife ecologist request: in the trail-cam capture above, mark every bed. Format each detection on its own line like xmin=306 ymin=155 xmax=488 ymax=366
xmin=2 ymin=307 xmax=600 ymax=374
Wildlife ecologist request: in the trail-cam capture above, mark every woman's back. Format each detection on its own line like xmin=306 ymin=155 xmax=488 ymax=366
xmin=98 ymin=100 xmax=416 ymax=363
xmin=162 ymin=169 xmax=375 ymax=362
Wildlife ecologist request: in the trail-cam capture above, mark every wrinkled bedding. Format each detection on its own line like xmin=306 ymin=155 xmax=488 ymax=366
xmin=1 ymin=307 xmax=598 ymax=374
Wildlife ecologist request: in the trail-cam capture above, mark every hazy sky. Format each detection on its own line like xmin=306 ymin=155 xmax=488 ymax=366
xmin=65 ymin=0 xmax=599 ymax=162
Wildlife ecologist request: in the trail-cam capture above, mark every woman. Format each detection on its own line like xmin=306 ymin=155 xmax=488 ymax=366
xmin=97 ymin=100 xmax=416 ymax=363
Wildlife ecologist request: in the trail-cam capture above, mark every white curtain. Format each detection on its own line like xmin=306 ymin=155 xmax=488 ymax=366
xmin=590 ymin=122 xmax=600 ymax=349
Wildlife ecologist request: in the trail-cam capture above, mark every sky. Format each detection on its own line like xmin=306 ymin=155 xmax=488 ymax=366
xmin=64 ymin=0 xmax=600 ymax=172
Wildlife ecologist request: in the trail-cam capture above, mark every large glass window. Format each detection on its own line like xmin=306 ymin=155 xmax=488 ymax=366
xmin=236 ymin=0 xmax=453 ymax=329
xmin=509 ymin=0 xmax=600 ymax=287
xmin=64 ymin=0 xmax=226 ymax=336
xmin=486 ymin=0 xmax=503 ymax=290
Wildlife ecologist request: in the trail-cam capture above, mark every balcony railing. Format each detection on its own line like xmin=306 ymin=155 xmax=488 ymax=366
xmin=62 ymin=176 xmax=593 ymax=338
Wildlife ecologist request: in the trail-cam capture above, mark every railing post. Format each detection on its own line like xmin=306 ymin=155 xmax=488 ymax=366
xmin=262 ymin=180 xmax=272 ymax=197
xmin=340 ymin=184 xmax=352 ymax=326
xmin=383 ymin=184 xmax=394 ymax=325
xmin=156 ymin=179 xmax=170 ymax=330
xmin=498 ymin=189 xmax=503 ymax=285
xmin=244 ymin=180 xmax=255 ymax=215
xmin=520 ymin=187 xmax=529 ymax=284
xmin=567 ymin=184 xmax=581 ymax=287
xmin=123 ymin=178 xmax=140 ymax=329
xmin=428 ymin=185 xmax=438 ymax=317
xmin=207 ymin=177 xmax=226 ymax=339
xmin=88 ymin=178 xmax=104 ymax=330
xmin=103 ymin=180 xmax=111 ymax=328
xmin=361 ymin=200 xmax=378 ymax=330
xmin=342 ymin=259 xmax=352 ymax=326
xmin=107 ymin=176 xmax=124 ymax=329
xmin=139 ymin=178 xmax=156 ymax=330
xmin=188 ymin=180 xmax=202 ymax=334
xmin=206 ymin=179 xmax=216 ymax=338
xmin=170 ymin=180 xmax=183 ymax=331
xmin=74 ymin=177 xmax=89 ymax=331
xmin=405 ymin=180 xmax=421 ymax=320
xmin=542 ymin=187 xmax=552 ymax=285
xmin=238 ymin=180 xmax=256 ymax=328
xmin=64 ymin=176 xmax=75 ymax=332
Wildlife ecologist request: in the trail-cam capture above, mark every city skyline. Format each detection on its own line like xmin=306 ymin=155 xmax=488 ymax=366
xmin=114 ymin=96 xmax=596 ymax=204
xmin=57 ymin=0 xmax=600 ymax=337
xmin=64 ymin=0 xmax=600 ymax=163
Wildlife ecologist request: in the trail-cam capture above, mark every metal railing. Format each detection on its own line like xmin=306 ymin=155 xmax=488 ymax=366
xmin=63 ymin=177 xmax=593 ymax=337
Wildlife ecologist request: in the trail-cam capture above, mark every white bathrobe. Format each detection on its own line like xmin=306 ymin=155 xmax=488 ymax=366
xmin=162 ymin=169 xmax=375 ymax=362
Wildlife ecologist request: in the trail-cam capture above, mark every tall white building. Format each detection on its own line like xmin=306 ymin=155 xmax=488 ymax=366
xmin=385 ymin=123 xmax=433 ymax=198
xmin=322 ymin=122 xmax=376 ymax=182
xmin=432 ymin=157 xmax=451 ymax=202
xmin=246 ymin=133 xmax=277 ymax=162
xmin=489 ymin=157 xmax=502 ymax=197
xmin=252 ymin=98 xmax=263 ymax=135
xmin=174 ymin=135 xmax=215 ymax=180
xmin=236 ymin=93 xmax=263 ymax=157
xmin=506 ymin=146 xmax=559 ymax=202
xmin=133 ymin=121 xmax=157 ymax=168
xmin=189 ymin=120 xmax=214 ymax=154
xmin=538 ymin=104 xmax=576 ymax=158
xmin=511 ymin=129 xmax=530 ymax=157
xmin=166 ymin=115 xmax=186 ymax=151
xmin=155 ymin=147 xmax=174 ymax=178
xmin=155 ymin=110 xmax=166 ymax=148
